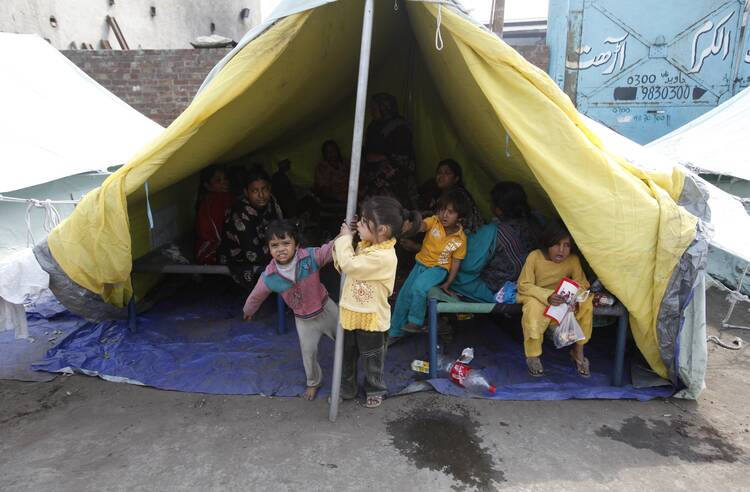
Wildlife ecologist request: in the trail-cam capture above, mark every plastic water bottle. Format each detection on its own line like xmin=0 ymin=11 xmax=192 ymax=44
xmin=411 ymin=348 xmax=497 ymax=395
xmin=449 ymin=361 xmax=497 ymax=395
xmin=460 ymin=369 xmax=497 ymax=395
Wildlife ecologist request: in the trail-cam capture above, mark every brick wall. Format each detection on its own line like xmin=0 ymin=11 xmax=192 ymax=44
xmin=512 ymin=42 xmax=549 ymax=72
xmin=62 ymin=49 xmax=231 ymax=127
xmin=62 ymin=41 xmax=548 ymax=128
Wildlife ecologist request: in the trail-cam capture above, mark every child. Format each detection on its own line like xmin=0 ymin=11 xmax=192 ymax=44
xmin=242 ymin=220 xmax=336 ymax=400
xmin=516 ymin=219 xmax=593 ymax=378
xmin=333 ymin=196 xmax=419 ymax=408
xmin=389 ymin=188 xmax=470 ymax=338
xmin=194 ymin=165 xmax=233 ymax=265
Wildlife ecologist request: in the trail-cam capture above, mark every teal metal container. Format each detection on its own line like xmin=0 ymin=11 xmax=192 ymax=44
xmin=547 ymin=0 xmax=750 ymax=144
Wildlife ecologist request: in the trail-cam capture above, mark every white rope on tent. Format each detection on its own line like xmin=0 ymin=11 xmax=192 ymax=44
xmin=0 ymin=194 xmax=80 ymax=205
xmin=0 ymin=194 xmax=80 ymax=247
xmin=505 ymin=132 xmax=511 ymax=158
xmin=435 ymin=3 xmax=444 ymax=51
xmin=25 ymin=199 xmax=61 ymax=246
xmin=394 ymin=0 xmax=399 ymax=11
xmin=144 ymin=181 xmax=154 ymax=230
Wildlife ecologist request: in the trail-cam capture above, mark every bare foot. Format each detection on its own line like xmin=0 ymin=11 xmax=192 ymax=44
xmin=526 ymin=356 xmax=544 ymax=377
xmin=303 ymin=386 xmax=319 ymax=400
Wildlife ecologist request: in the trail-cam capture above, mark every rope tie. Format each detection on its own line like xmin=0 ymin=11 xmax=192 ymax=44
xmin=505 ymin=132 xmax=511 ymax=158
xmin=24 ymin=199 xmax=62 ymax=246
xmin=736 ymin=262 xmax=749 ymax=292
xmin=707 ymin=335 xmax=743 ymax=350
xmin=435 ymin=3 xmax=444 ymax=51
xmin=394 ymin=0 xmax=399 ymax=11
xmin=144 ymin=181 xmax=154 ymax=230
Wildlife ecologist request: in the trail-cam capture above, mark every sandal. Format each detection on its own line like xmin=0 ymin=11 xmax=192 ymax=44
xmin=402 ymin=323 xmax=427 ymax=334
xmin=362 ymin=395 xmax=383 ymax=408
xmin=569 ymin=351 xmax=591 ymax=378
xmin=526 ymin=357 xmax=544 ymax=377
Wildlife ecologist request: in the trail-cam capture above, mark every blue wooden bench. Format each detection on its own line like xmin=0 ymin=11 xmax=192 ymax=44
xmin=426 ymin=287 xmax=628 ymax=386
xmin=128 ymin=244 xmax=286 ymax=335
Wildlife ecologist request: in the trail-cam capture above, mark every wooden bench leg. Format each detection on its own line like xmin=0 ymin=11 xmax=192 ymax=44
xmin=612 ymin=313 xmax=628 ymax=386
xmin=128 ymin=296 xmax=137 ymax=333
xmin=276 ymin=294 xmax=286 ymax=335
xmin=428 ymin=299 xmax=439 ymax=379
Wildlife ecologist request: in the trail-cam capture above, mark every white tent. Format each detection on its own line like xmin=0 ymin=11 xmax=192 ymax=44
xmin=0 ymin=33 xmax=164 ymax=192
xmin=0 ymin=33 xmax=164 ymax=259
xmin=587 ymin=116 xmax=750 ymax=294
xmin=647 ymin=87 xmax=750 ymax=183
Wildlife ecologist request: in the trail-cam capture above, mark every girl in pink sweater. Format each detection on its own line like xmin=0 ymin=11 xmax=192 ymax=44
xmin=243 ymin=220 xmax=336 ymax=400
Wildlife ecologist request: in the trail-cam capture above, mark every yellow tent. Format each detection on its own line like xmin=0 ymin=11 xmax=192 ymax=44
xmin=38 ymin=0 xmax=706 ymax=396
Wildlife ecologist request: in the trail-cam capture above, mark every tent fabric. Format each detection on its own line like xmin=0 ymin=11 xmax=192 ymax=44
xmin=0 ymin=248 xmax=49 ymax=338
xmin=585 ymin=116 xmax=750 ymax=262
xmin=0 ymin=173 xmax=109 ymax=261
xmin=585 ymin=114 xmax=750 ymax=301
xmin=0 ymin=33 xmax=164 ymax=193
xmin=41 ymin=0 xmax=703 ymax=394
xmin=647 ymin=87 xmax=750 ymax=182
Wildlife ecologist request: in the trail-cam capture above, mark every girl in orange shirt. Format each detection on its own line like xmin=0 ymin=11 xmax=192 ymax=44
xmin=389 ymin=188 xmax=472 ymax=339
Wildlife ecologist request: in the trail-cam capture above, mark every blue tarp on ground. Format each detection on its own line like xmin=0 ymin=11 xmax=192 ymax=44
xmin=0 ymin=296 xmax=87 ymax=382
xmin=29 ymin=286 xmax=674 ymax=400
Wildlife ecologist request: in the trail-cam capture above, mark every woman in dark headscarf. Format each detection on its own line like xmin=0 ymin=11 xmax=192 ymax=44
xmin=361 ymin=93 xmax=418 ymax=209
xmin=417 ymin=159 xmax=483 ymax=232
xmin=402 ymin=158 xmax=484 ymax=254
xmin=218 ymin=166 xmax=283 ymax=290
xmin=479 ymin=181 xmax=541 ymax=294
xmin=449 ymin=181 xmax=541 ymax=304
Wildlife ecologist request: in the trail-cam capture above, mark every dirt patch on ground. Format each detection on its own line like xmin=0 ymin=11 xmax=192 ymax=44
xmin=596 ymin=415 xmax=745 ymax=463
xmin=386 ymin=407 xmax=505 ymax=491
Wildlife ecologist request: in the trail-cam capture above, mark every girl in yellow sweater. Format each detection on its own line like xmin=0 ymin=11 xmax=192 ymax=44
xmin=516 ymin=219 xmax=593 ymax=378
xmin=333 ymin=196 xmax=420 ymax=408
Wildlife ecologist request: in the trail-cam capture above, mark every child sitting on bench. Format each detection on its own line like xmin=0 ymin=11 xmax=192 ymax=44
xmin=242 ymin=220 xmax=336 ymax=401
xmin=389 ymin=188 xmax=471 ymax=339
xmin=516 ymin=218 xmax=593 ymax=378
xmin=194 ymin=165 xmax=233 ymax=265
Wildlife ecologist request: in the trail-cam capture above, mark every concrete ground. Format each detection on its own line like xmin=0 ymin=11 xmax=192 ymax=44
xmin=1 ymin=286 xmax=748 ymax=491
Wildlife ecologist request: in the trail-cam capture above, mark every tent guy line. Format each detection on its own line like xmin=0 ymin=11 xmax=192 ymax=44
xmin=0 ymin=195 xmax=81 ymax=205
xmin=0 ymin=195 xmax=79 ymax=247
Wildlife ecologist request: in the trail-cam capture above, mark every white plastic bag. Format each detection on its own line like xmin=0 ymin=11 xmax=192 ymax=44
xmin=552 ymin=307 xmax=585 ymax=349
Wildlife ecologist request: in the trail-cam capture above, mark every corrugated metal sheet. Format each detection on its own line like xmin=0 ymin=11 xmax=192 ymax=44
xmin=548 ymin=0 xmax=750 ymax=144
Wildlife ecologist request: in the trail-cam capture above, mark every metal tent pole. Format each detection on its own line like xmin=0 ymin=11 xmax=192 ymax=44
xmin=329 ymin=0 xmax=375 ymax=423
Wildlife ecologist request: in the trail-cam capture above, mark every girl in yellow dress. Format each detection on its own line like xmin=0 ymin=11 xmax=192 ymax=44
xmin=333 ymin=196 xmax=420 ymax=408
xmin=516 ymin=219 xmax=593 ymax=378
